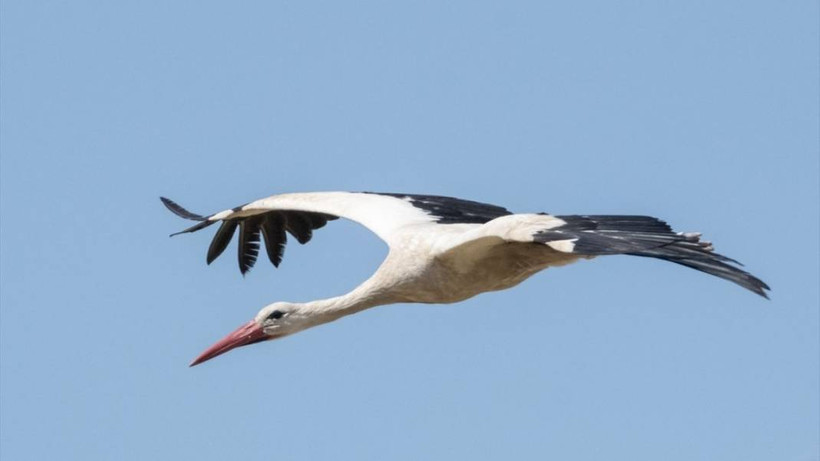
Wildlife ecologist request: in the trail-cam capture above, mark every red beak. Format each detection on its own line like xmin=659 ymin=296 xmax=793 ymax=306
xmin=190 ymin=320 xmax=269 ymax=367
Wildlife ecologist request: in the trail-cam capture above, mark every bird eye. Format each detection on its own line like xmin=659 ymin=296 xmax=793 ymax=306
xmin=267 ymin=310 xmax=284 ymax=320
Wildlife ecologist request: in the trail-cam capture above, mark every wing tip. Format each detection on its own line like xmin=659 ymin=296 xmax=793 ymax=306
xmin=160 ymin=196 xmax=207 ymax=221
xmin=162 ymin=196 xmax=218 ymax=236
xmin=749 ymin=277 xmax=772 ymax=300
xmin=169 ymin=220 xmax=215 ymax=237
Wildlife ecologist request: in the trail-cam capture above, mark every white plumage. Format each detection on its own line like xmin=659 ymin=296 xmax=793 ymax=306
xmin=161 ymin=191 xmax=768 ymax=366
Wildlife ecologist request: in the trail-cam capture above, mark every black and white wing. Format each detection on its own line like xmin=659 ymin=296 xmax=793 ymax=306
xmin=446 ymin=213 xmax=770 ymax=298
xmin=161 ymin=191 xmax=511 ymax=275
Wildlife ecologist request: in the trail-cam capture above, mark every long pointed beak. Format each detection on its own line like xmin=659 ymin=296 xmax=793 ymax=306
xmin=190 ymin=320 xmax=269 ymax=367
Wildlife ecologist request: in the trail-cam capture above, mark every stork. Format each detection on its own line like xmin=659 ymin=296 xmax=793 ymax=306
xmin=161 ymin=191 xmax=769 ymax=366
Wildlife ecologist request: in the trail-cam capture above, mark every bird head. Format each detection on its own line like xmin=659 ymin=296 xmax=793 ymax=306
xmin=189 ymin=302 xmax=310 ymax=367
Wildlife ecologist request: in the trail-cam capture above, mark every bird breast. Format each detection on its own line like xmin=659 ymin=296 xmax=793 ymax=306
xmin=383 ymin=241 xmax=582 ymax=305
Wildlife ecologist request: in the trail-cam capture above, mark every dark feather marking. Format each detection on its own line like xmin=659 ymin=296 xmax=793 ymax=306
xmin=534 ymin=215 xmax=769 ymax=298
xmin=367 ymin=192 xmax=512 ymax=224
xmin=169 ymin=220 xmax=215 ymax=237
xmin=535 ymin=215 xmax=680 ymax=254
xmin=160 ymin=197 xmax=206 ymax=221
xmin=205 ymin=210 xmax=338 ymax=272
xmin=162 ymin=197 xmax=216 ymax=236
xmin=285 ymin=212 xmax=313 ymax=244
xmin=207 ymin=220 xmax=238 ymax=265
xmin=162 ymin=196 xmax=340 ymax=273
xmin=556 ymin=215 xmax=673 ymax=233
xmin=238 ymin=217 xmax=262 ymax=275
xmin=629 ymin=248 xmax=770 ymax=299
xmin=304 ymin=212 xmax=337 ymax=230
xmin=260 ymin=213 xmax=287 ymax=267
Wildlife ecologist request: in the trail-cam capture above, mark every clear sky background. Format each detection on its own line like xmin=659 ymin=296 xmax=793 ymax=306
xmin=1 ymin=1 xmax=818 ymax=460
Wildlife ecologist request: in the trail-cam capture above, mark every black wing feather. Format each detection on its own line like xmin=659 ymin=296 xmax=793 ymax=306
xmin=285 ymin=212 xmax=313 ymax=244
xmin=207 ymin=220 xmax=238 ymax=265
xmin=534 ymin=215 xmax=769 ymax=298
xmin=303 ymin=212 xmax=337 ymax=230
xmin=367 ymin=192 xmax=511 ymax=224
xmin=631 ymin=248 xmax=770 ymax=298
xmin=160 ymin=197 xmax=207 ymax=221
xmin=260 ymin=213 xmax=287 ymax=267
xmin=237 ymin=217 xmax=262 ymax=275
xmin=163 ymin=197 xmax=340 ymax=274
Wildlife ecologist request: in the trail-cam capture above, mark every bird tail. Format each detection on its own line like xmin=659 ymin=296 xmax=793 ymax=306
xmin=534 ymin=215 xmax=770 ymax=298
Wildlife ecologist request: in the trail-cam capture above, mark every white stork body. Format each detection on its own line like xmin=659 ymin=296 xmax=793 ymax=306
xmin=161 ymin=191 xmax=768 ymax=366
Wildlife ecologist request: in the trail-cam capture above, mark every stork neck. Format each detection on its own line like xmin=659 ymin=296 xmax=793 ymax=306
xmin=299 ymin=281 xmax=396 ymax=321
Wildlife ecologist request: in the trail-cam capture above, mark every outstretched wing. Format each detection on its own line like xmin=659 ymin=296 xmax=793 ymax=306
xmin=534 ymin=214 xmax=770 ymax=298
xmin=161 ymin=191 xmax=512 ymax=275
xmin=445 ymin=213 xmax=770 ymax=298
xmin=162 ymin=197 xmax=338 ymax=274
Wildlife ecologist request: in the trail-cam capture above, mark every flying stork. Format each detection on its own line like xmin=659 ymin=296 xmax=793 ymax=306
xmin=161 ymin=191 xmax=769 ymax=366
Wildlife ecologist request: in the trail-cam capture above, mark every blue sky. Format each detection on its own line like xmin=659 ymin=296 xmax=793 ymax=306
xmin=1 ymin=1 xmax=817 ymax=460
